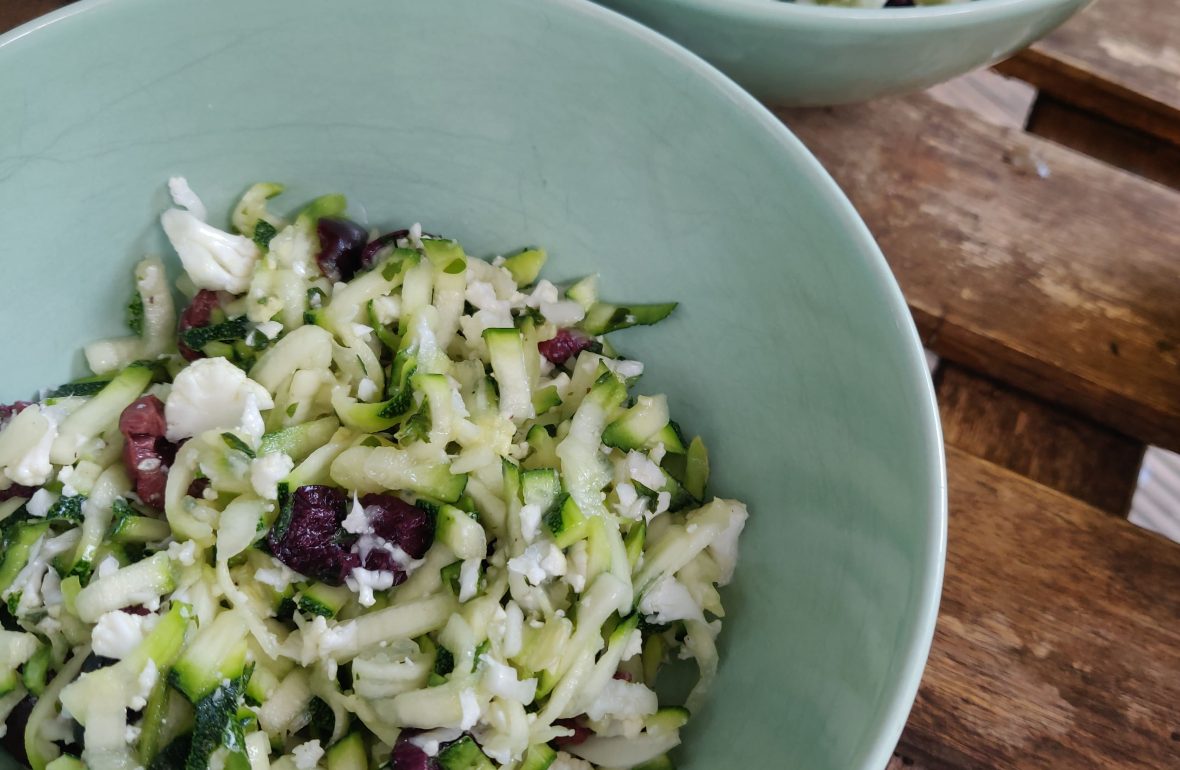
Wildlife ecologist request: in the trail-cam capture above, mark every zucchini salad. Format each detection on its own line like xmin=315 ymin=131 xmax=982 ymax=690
xmin=0 ymin=179 xmax=748 ymax=770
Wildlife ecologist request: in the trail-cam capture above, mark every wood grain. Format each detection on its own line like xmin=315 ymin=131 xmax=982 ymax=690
xmin=997 ymin=0 xmax=1180 ymax=146
xmin=778 ymin=94 xmax=1180 ymax=452
xmin=1027 ymin=95 xmax=1180 ymax=191
xmin=937 ymin=364 xmax=1144 ymax=516
xmin=899 ymin=447 xmax=1180 ymax=768
xmin=927 ymin=70 xmax=1037 ymax=131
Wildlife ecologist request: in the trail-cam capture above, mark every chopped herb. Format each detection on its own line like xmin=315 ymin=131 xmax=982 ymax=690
xmin=127 ymin=291 xmax=145 ymax=336
xmin=252 ymin=220 xmax=278 ymax=250
xmin=221 ymin=433 xmax=256 ymax=459
xmin=180 ymin=316 xmax=249 ymax=352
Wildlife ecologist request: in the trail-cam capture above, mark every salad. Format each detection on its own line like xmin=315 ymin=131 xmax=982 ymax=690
xmin=0 ymin=180 xmax=747 ymax=770
xmin=792 ymin=0 xmax=972 ymax=7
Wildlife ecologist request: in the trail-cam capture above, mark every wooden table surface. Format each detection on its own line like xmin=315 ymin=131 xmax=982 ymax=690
xmin=3 ymin=1 xmax=1178 ymax=768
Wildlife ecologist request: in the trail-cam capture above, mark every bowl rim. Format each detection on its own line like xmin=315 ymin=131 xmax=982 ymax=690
xmin=621 ymin=0 xmax=1087 ymax=28
xmin=0 ymin=0 xmax=947 ymax=766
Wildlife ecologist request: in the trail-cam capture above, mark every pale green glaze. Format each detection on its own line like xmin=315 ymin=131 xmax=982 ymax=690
xmin=596 ymin=0 xmax=1092 ymax=105
xmin=0 ymin=1 xmax=944 ymax=768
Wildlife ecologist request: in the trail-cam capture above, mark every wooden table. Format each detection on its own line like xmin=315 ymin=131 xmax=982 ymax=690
xmin=4 ymin=1 xmax=1179 ymax=768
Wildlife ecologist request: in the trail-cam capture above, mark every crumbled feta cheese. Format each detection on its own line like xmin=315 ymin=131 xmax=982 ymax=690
xmin=408 ymin=727 xmax=464 ymax=757
xmin=136 ymin=457 xmax=162 ymax=472
xmin=250 ymin=452 xmax=294 ymax=500
xmin=91 ymin=610 xmax=158 ymax=659
xmin=518 ymin=503 xmax=542 ymax=543
xmin=164 ymin=357 xmax=274 ymax=442
xmin=167 ymin=540 xmax=199 ymax=566
xmin=626 ymin=451 xmax=665 ymax=491
xmin=254 ymin=320 xmax=283 ymax=340
xmin=345 ymin=567 xmax=395 ymax=607
xmin=613 ymin=481 xmax=648 ymax=520
xmin=125 ymin=725 xmax=142 ymax=744
xmin=458 ymin=558 xmax=482 ymax=603
xmin=40 ymin=569 xmax=62 ymax=608
xmin=254 ymin=559 xmax=302 ymax=591
xmin=408 ymin=222 xmax=424 ymax=250
xmin=653 ymin=491 xmax=672 ymax=518
xmin=128 ymin=659 xmax=159 ymax=710
xmin=585 ymin=678 xmax=659 ymax=722
xmin=649 ymin=442 xmax=667 ymax=465
xmin=480 ymin=654 xmax=538 ymax=704
xmin=26 ymin=488 xmax=55 ymax=518
xmin=507 ymin=542 xmax=566 ymax=586
xmin=500 ymin=601 xmax=524 ymax=658
xmin=566 ymin=541 xmax=589 ymax=594
xmin=292 ymin=739 xmax=324 ymax=770
xmin=372 ymin=295 xmax=400 ymax=325
xmin=162 ymin=207 xmax=259 ymax=294
xmin=604 ymin=359 xmax=644 ymax=380
xmin=342 ymin=492 xmax=371 ymax=535
xmin=357 ymin=377 xmax=379 ymax=403
xmin=551 ymin=752 xmax=594 ymax=770
xmin=95 ymin=554 xmax=121 ymax=579
xmin=620 ymin=628 xmax=643 ymax=661
xmin=459 ymin=688 xmax=481 ymax=730
xmin=524 ymin=280 xmax=560 ymax=307
xmin=638 ymin=575 xmax=704 ymax=624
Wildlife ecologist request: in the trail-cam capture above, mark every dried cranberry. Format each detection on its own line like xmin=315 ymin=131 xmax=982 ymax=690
xmin=177 ymin=290 xmax=221 ymax=361
xmin=552 ymin=718 xmax=591 ymax=747
xmin=612 ymin=670 xmax=635 ymax=682
xmin=187 ymin=478 xmax=210 ymax=500
xmin=316 ymin=217 xmax=369 ymax=283
xmin=0 ymin=401 xmax=32 ymax=424
xmin=390 ymin=730 xmax=439 ymax=770
xmin=267 ymin=485 xmax=358 ymax=585
xmin=120 ymin=605 xmax=151 ymax=616
xmin=119 ymin=396 xmax=176 ymax=510
xmin=362 ymin=494 xmax=434 ymax=559
xmin=360 ymin=229 xmax=410 ymax=270
xmin=0 ymin=484 xmax=37 ymax=503
xmin=538 ymin=328 xmax=594 ymax=366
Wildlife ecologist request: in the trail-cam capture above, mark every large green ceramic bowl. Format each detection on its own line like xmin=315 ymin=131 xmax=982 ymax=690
xmin=596 ymin=0 xmax=1091 ymax=105
xmin=0 ymin=0 xmax=944 ymax=768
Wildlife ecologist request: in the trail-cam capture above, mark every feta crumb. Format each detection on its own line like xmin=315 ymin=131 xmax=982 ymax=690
xmin=706 ymin=502 xmax=749 ymax=585
xmin=626 ymin=451 xmax=665 ymax=491
xmin=125 ymin=725 xmax=142 ymax=744
xmin=167 ymin=540 xmax=199 ymax=566
xmin=250 ymin=452 xmax=294 ymax=500
xmin=342 ymin=492 xmax=372 ymax=535
xmin=292 ymin=739 xmax=324 ymax=770
xmin=128 ymin=659 xmax=159 ymax=710
xmin=649 ymin=442 xmax=667 ymax=465
xmin=620 ymin=628 xmax=643 ymax=661
xmin=566 ymin=541 xmax=589 ymax=594
xmin=351 ymin=323 xmax=374 ymax=341
xmin=459 ymin=688 xmax=481 ymax=730
xmin=372 ymin=295 xmax=400 ymax=325
xmin=162 ymin=206 xmax=259 ymax=294
xmin=164 ymin=357 xmax=274 ymax=442
xmin=604 ymin=359 xmax=644 ymax=380
xmin=518 ymin=503 xmax=542 ymax=543
xmin=653 ymin=491 xmax=672 ymax=517
xmin=507 ymin=542 xmax=566 ymax=586
xmin=95 ymin=555 xmax=121 ymax=579
xmin=345 ymin=567 xmax=395 ymax=607
xmin=539 ymin=300 xmax=585 ymax=326
xmin=638 ymin=575 xmax=704 ymax=624
xmin=357 ymin=377 xmax=379 ymax=403
xmin=3 ymin=405 xmax=63 ymax=487
xmin=254 ymin=320 xmax=283 ymax=340
xmin=584 ymin=678 xmax=658 ymax=722
xmin=26 ymin=488 xmax=55 ymax=518
xmin=255 ymin=559 xmax=302 ymax=591
xmin=136 ymin=457 xmax=162 ymax=472
xmin=500 ymin=601 xmax=524 ymax=658
xmin=167 ymin=176 xmax=207 ymax=221
xmin=458 ymin=558 xmax=482 ymax=603
xmin=408 ymin=727 xmax=463 ymax=757
xmin=551 ymin=752 xmax=594 ymax=770
xmin=91 ymin=610 xmax=158 ymax=659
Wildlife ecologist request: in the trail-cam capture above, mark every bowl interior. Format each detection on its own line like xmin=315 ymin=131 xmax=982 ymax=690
xmin=0 ymin=0 xmax=944 ymax=768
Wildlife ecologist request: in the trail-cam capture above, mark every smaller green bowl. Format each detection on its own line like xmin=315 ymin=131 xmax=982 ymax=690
xmin=595 ymin=0 xmax=1092 ymax=105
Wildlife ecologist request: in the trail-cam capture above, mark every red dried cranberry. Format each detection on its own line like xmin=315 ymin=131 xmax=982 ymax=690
xmin=0 ymin=401 xmax=33 ymax=424
xmin=267 ymin=485 xmax=359 ymax=585
xmin=360 ymin=229 xmax=410 ymax=270
xmin=538 ymin=328 xmax=594 ymax=366
xmin=316 ymin=217 xmax=369 ymax=283
xmin=119 ymin=396 xmax=177 ymax=510
xmin=0 ymin=484 xmax=37 ymax=503
xmin=177 ymin=290 xmax=221 ymax=361
xmin=120 ymin=605 xmax=151 ymax=616
xmin=362 ymin=494 xmax=435 ymax=559
xmin=187 ymin=478 xmax=210 ymax=500
xmin=551 ymin=718 xmax=591 ymax=747
xmin=390 ymin=730 xmax=440 ymax=770
xmin=612 ymin=670 xmax=635 ymax=682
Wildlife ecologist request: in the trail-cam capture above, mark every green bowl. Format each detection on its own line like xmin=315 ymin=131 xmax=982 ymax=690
xmin=0 ymin=0 xmax=944 ymax=768
xmin=595 ymin=0 xmax=1092 ymax=105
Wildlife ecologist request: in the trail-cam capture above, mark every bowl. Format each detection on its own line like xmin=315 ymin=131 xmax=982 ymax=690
xmin=594 ymin=0 xmax=1092 ymax=105
xmin=0 ymin=0 xmax=945 ymax=767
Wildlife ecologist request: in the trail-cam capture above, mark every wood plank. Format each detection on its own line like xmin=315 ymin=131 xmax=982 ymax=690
xmin=927 ymin=70 xmax=1037 ymax=131
xmin=937 ymin=364 xmax=1144 ymax=516
xmin=0 ymin=0 xmax=70 ymax=34
xmin=777 ymin=94 xmax=1180 ymax=452
xmin=899 ymin=447 xmax=1180 ymax=768
xmin=996 ymin=0 xmax=1180 ymax=146
xmin=1026 ymin=95 xmax=1180 ymax=191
